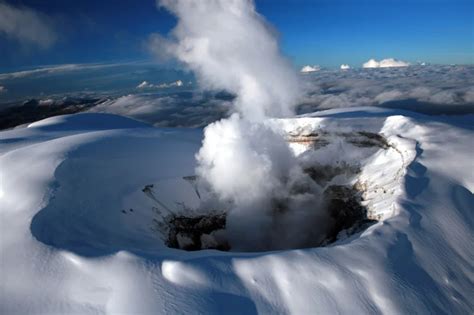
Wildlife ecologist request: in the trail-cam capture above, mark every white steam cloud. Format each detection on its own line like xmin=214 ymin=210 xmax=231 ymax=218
xmin=340 ymin=64 xmax=350 ymax=70
xmin=196 ymin=115 xmax=296 ymax=206
xmin=363 ymin=58 xmax=409 ymax=68
xmin=153 ymin=0 xmax=300 ymax=120
xmin=195 ymin=115 xmax=328 ymax=250
xmin=155 ymin=0 xmax=328 ymax=250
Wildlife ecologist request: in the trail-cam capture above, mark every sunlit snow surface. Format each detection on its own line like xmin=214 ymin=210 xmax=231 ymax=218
xmin=0 ymin=108 xmax=473 ymax=314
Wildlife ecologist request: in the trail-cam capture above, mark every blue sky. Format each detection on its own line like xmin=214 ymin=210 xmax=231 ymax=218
xmin=0 ymin=0 xmax=472 ymax=71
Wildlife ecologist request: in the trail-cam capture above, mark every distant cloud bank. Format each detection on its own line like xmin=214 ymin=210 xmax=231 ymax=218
xmin=363 ymin=58 xmax=409 ymax=68
xmin=298 ymin=64 xmax=474 ymax=115
xmin=301 ymin=65 xmax=321 ymax=73
xmin=0 ymin=2 xmax=56 ymax=49
xmin=89 ymin=65 xmax=474 ymax=128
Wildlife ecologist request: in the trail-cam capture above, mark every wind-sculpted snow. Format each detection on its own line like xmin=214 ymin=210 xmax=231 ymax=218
xmin=0 ymin=108 xmax=473 ymax=313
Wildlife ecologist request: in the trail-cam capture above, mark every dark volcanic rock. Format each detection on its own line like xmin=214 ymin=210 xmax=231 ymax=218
xmin=323 ymin=185 xmax=376 ymax=243
xmin=166 ymin=212 xmax=229 ymax=251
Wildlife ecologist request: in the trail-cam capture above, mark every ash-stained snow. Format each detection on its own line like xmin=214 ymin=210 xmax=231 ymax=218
xmin=1 ymin=108 xmax=473 ymax=314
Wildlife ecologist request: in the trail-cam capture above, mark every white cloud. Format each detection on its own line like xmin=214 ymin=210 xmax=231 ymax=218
xmin=0 ymin=63 xmax=122 ymax=80
xmin=429 ymin=90 xmax=458 ymax=104
xmin=362 ymin=59 xmax=379 ymax=68
xmin=363 ymin=58 xmax=409 ymax=68
xmin=319 ymin=94 xmax=351 ymax=108
xmin=92 ymin=94 xmax=164 ymax=117
xmin=0 ymin=86 xmax=6 ymax=93
xmin=374 ymin=90 xmax=404 ymax=103
xmin=463 ymin=88 xmax=474 ymax=103
xmin=137 ymin=81 xmax=153 ymax=89
xmin=0 ymin=64 xmax=81 ymax=80
xmin=158 ymin=80 xmax=183 ymax=88
xmin=0 ymin=2 xmax=56 ymax=49
xmin=301 ymin=65 xmax=321 ymax=73
xmin=147 ymin=33 xmax=176 ymax=62
xmin=340 ymin=64 xmax=350 ymax=70
xmin=38 ymin=98 xmax=54 ymax=106
xmin=136 ymin=80 xmax=184 ymax=89
xmin=409 ymin=86 xmax=432 ymax=99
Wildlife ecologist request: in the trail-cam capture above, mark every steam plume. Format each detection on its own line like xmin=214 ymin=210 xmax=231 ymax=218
xmin=155 ymin=0 xmax=329 ymax=250
xmin=156 ymin=0 xmax=300 ymax=120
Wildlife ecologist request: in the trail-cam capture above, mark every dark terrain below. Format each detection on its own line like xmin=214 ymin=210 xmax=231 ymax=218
xmin=0 ymin=98 xmax=105 ymax=130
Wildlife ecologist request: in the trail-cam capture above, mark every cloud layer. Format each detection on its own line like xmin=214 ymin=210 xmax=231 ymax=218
xmin=5 ymin=64 xmax=473 ymax=122
xmin=0 ymin=2 xmax=56 ymax=49
xmin=89 ymin=92 xmax=232 ymax=128
xmin=298 ymin=65 xmax=474 ymax=114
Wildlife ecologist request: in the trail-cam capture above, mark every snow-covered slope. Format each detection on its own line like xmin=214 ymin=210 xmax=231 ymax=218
xmin=1 ymin=109 xmax=473 ymax=314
